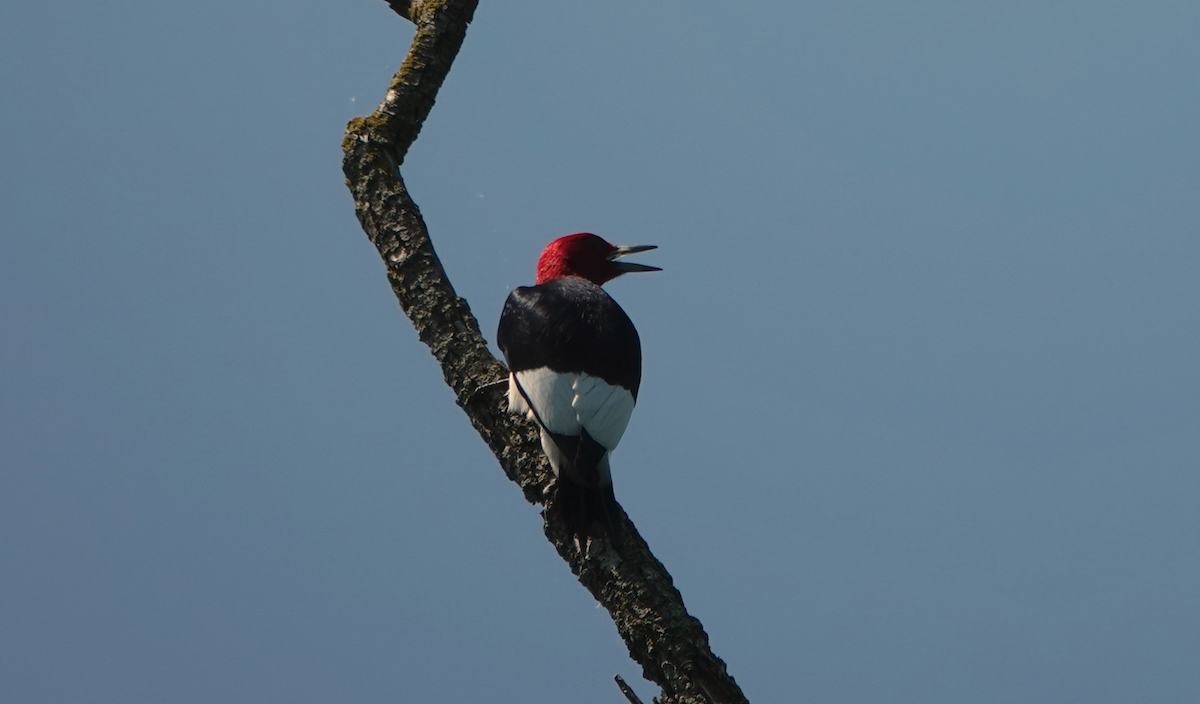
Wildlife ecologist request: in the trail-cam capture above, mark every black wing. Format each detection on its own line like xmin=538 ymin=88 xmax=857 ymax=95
xmin=497 ymin=276 xmax=642 ymax=398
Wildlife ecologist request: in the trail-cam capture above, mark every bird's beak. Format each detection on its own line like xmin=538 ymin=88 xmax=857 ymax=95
xmin=609 ymin=244 xmax=661 ymax=274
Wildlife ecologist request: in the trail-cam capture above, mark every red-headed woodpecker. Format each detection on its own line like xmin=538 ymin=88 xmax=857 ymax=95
xmin=497 ymin=233 xmax=660 ymax=543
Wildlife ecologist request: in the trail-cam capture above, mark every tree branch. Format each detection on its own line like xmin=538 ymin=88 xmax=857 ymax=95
xmin=341 ymin=3 xmax=748 ymax=702
xmin=616 ymin=675 xmax=649 ymax=704
xmin=383 ymin=1 xmax=418 ymax=23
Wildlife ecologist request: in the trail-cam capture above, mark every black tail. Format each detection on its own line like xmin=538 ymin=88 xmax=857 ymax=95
xmin=555 ymin=475 xmax=616 ymax=544
xmin=546 ymin=428 xmax=617 ymax=545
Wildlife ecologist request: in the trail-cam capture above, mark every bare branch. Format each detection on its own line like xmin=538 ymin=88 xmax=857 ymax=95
xmin=616 ymin=675 xmax=648 ymax=704
xmin=341 ymin=3 xmax=749 ymax=702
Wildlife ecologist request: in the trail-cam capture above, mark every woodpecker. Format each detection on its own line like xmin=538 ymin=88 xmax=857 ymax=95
xmin=497 ymin=233 xmax=659 ymax=544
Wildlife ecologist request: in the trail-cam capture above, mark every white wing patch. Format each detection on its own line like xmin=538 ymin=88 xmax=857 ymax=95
xmin=509 ymin=368 xmax=577 ymax=436
xmin=570 ymin=374 xmax=635 ymax=451
xmin=509 ymin=369 xmax=635 ymax=452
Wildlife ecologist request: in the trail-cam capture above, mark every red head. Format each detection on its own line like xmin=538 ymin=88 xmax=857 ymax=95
xmin=535 ymin=233 xmax=660 ymax=285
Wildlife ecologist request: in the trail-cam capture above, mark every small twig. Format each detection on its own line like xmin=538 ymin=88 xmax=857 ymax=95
xmin=616 ymin=675 xmax=646 ymax=704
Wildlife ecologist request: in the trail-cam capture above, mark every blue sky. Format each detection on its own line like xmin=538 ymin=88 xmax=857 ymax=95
xmin=3 ymin=1 xmax=1199 ymax=702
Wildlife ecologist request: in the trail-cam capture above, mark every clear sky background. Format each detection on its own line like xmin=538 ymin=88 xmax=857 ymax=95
xmin=3 ymin=1 xmax=1198 ymax=702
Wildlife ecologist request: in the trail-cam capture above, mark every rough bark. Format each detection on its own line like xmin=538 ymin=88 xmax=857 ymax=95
xmin=342 ymin=3 xmax=749 ymax=702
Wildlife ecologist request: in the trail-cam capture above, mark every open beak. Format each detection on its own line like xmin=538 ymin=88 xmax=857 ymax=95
xmin=609 ymin=244 xmax=661 ymax=274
